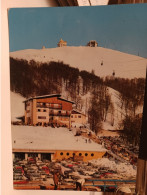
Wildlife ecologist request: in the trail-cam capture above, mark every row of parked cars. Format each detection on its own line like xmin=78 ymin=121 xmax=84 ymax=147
xmin=13 ymin=158 xmax=52 ymax=182
xmin=99 ymin=136 xmax=138 ymax=165
xmin=13 ymin=157 xmax=119 ymax=183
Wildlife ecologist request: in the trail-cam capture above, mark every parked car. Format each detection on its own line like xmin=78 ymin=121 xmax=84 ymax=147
xmin=42 ymin=166 xmax=50 ymax=175
xmin=28 ymin=157 xmax=36 ymax=164
xmin=14 ymin=166 xmax=24 ymax=174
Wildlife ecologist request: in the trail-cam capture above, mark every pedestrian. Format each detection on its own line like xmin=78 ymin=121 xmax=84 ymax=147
xmin=53 ymin=172 xmax=59 ymax=190
xmin=75 ymin=178 xmax=85 ymax=191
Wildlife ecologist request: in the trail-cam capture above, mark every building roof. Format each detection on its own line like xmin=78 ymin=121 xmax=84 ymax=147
xmin=24 ymin=94 xmax=74 ymax=104
xmin=12 ymin=125 xmax=106 ymax=153
xmin=58 ymin=97 xmax=74 ymax=104
xmin=88 ymin=40 xmax=98 ymax=43
xmin=71 ymin=109 xmax=86 ymax=116
xmin=58 ymin=38 xmax=67 ymax=43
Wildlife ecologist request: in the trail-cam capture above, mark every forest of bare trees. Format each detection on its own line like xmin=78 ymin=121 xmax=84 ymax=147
xmin=105 ymin=76 xmax=145 ymax=145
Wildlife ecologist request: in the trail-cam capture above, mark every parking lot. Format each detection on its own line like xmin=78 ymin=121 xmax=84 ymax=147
xmin=13 ymin=154 xmax=136 ymax=191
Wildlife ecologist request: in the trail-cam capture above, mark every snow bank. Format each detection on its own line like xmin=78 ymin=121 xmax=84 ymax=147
xmin=90 ymin=158 xmax=136 ymax=178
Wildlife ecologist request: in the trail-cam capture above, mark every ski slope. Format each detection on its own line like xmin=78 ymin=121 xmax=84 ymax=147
xmin=10 ymin=46 xmax=147 ymax=79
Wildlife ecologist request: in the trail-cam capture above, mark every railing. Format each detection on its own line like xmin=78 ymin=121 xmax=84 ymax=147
xmin=36 ymin=103 xmax=62 ymax=110
xmin=85 ymin=179 xmax=136 ymax=192
xmin=49 ymin=112 xmax=70 ymax=117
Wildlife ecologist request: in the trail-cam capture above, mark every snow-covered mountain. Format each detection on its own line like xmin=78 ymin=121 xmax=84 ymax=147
xmin=10 ymin=46 xmax=145 ymax=131
xmin=10 ymin=46 xmax=147 ymax=79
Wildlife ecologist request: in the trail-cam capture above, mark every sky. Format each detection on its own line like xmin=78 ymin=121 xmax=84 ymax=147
xmin=9 ymin=4 xmax=147 ymax=58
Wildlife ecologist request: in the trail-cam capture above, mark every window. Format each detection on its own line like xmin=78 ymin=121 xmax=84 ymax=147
xmin=36 ymin=103 xmax=40 ymax=107
xmin=38 ymin=109 xmax=41 ymax=112
xmin=54 ymin=104 xmax=61 ymax=109
xmin=66 ymin=152 xmax=69 ymax=156
xmin=71 ymin=116 xmax=73 ymax=118
xmin=91 ymin=153 xmax=94 ymax=157
xmin=46 ymin=103 xmax=50 ymax=107
xmin=85 ymin=153 xmax=88 ymax=156
xmin=43 ymin=109 xmax=46 ymax=112
xmin=38 ymin=116 xmax=46 ymax=119
xmin=73 ymin=153 xmax=75 ymax=156
xmin=78 ymin=115 xmax=81 ymax=118
xmin=79 ymin=153 xmax=82 ymax=156
xmin=60 ymin=152 xmax=63 ymax=156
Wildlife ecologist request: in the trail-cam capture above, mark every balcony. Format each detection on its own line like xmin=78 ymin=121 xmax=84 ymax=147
xmin=49 ymin=110 xmax=70 ymax=117
xmin=36 ymin=102 xmax=62 ymax=110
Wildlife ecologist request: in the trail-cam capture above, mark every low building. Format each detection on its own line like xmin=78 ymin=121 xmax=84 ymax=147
xmin=42 ymin=46 xmax=46 ymax=49
xmin=12 ymin=126 xmax=106 ymax=162
xmin=70 ymin=110 xmax=87 ymax=128
xmin=24 ymin=94 xmax=74 ymax=128
xmin=87 ymin=40 xmax=98 ymax=47
xmin=57 ymin=38 xmax=67 ymax=47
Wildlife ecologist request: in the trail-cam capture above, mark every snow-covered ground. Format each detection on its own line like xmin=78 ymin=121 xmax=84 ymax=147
xmin=90 ymin=158 xmax=136 ymax=179
xmin=10 ymin=46 xmax=147 ymax=79
xmin=12 ymin=125 xmax=106 ymax=152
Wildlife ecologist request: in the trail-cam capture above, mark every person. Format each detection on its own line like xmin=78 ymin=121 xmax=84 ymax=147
xmin=75 ymin=178 xmax=85 ymax=191
xmin=53 ymin=172 xmax=59 ymax=190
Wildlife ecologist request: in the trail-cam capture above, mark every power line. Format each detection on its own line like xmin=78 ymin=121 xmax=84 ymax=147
xmin=100 ymin=58 xmax=147 ymax=65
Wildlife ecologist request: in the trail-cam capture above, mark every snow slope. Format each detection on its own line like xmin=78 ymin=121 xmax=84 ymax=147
xmin=10 ymin=46 xmax=147 ymax=79
xmin=102 ymin=87 xmax=143 ymax=131
xmin=102 ymin=87 xmax=123 ymax=130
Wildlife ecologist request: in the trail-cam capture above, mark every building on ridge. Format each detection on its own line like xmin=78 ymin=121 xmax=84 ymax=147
xmin=87 ymin=40 xmax=98 ymax=47
xmin=57 ymin=38 xmax=67 ymax=47
xmin=42 ymin=46 xmax=46 ymax=49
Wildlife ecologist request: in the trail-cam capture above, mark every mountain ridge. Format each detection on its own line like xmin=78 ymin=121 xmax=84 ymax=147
xmin=10 ymin=46 xmax=147 ymax=79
